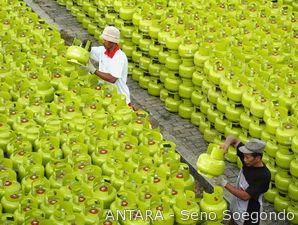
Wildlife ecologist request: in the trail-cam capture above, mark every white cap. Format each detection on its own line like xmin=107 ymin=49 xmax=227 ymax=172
xmin=101 ymin=26 xmax=120 ymax=43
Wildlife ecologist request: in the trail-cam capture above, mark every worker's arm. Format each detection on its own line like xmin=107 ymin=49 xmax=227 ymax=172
xmin=94 ymin=53 xmax=124 ymax=84
xmin=94 ymin=70 xmax=117 ymax=83
xmin=220 ymin=135 xmax=241 ymax=153
xmin=82 ymin=60 xmax=118 ymax=83
xmin=225 ymin=183 xmax=251 ymax=201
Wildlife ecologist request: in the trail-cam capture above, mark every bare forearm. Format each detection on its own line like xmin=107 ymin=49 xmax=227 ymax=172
xmin=94 ymin=70 xmax=117 ymax=83
xmin=225 ymin=183 xmax=250 ymax=201
xmin=222 ymin=135 xmax=241 ymax=150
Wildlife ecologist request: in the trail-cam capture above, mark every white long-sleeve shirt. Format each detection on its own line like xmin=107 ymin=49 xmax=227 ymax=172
xmin=90 ymin=46 xmax=131 ymax=104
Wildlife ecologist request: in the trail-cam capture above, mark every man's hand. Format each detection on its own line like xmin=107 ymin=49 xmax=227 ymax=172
xmin=81 ymin=60 xmax=97 ymax=74
xmin=213 ymin=175 xmax=228 ymax=187
xmin=220 ymin=143 xmax=228 ymax=152
xmin=218 ymin=176 xmax=228 ymax=187
xmin=220 ymin=135 xmax=241 ymax=153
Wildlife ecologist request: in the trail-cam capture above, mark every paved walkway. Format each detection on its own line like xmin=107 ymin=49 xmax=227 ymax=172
xmin=23 ymin=0 xmax=288 ymax=224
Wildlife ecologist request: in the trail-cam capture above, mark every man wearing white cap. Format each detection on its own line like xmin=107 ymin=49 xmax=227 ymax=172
xmin=217 ymin=136 xmax=271 ymax=225
xmin=83 ymin=26 xmax=132 ymax=107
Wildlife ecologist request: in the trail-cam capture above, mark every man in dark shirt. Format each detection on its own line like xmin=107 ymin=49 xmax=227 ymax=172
xmin=219 ymin=136 xmax=271 ymax=225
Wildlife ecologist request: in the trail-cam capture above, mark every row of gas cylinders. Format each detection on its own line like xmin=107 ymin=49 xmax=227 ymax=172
xmin=0 ymin=0 xmax=232 ymax=224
